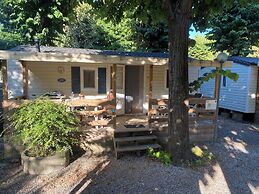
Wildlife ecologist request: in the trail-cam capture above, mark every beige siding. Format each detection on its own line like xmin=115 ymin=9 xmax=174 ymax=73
xmin=7 ymin=59 xmax=23 ymax=98
xmin=8 ymin=60 xmax=200 ymax=114
xmin=142 ymin=65 xmax=200 ymax=113
xmin=149 ymin=65 xmax=200 ymax=99
xmin=25 ymin=61 xmax=126 ymax=114
xmin=26 ymin=61 xmax=71 ymax=97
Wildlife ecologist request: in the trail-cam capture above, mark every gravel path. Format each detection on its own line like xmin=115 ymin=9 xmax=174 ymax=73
xmin=0 ymin=117 xmax=258 ymax=194
xmin=0 ymin=151 xmax=108 ymax=194
xmin=84 ymin=117 xmax=259 ymax=194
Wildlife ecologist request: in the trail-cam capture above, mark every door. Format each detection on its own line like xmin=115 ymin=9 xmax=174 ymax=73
xmin=98 ymin=68 xmax=107 ymax=94
xmin=71 ymin=67 xmax=81 ymax=94
xmin=125 ymin=66 xmax=144 ymax=113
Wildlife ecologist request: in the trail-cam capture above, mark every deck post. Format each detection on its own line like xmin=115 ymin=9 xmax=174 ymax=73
xmin=148 ymin=64 xmax=153 ymax=113
xmin=148 ymin=65 xmax=153 ymax=129
xmin=111 ymin=64 xmax=117 ymax=158
xmin=111 ymin=64 xmax=117 ymax=129
xmin=21 ymin=61 xmax=28 ymax=99
xmin=2 ymin=60 xmax=8 ymax=113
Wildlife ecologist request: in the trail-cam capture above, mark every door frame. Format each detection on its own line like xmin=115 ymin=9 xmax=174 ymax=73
xmin=124 ymin=65 xmax=145 ymax=114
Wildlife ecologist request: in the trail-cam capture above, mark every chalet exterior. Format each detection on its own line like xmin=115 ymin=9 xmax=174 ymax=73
xmin=0 ymin=45 xmax=222 ymax=115
xmin=0 ymin=46 xmax=234 ymax=156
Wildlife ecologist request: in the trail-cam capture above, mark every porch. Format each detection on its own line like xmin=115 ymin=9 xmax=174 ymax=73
xmin=0 ymin=47 xmax=233 ymax=157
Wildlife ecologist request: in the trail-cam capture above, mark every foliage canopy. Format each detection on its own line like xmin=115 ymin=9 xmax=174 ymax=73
xmin=207 ymin=2 xmax=259 ymax=56
xmin=0 ymin=0 xmax=78 ymax=46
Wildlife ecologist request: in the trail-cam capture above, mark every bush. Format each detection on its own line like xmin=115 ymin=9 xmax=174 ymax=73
xmin=147 ymin=148 xmax=172 ymax=165
xmin=11 ymin=98 xmax=79 ymax=157
xmin=188 ymin=146 xmax=216 ymax=168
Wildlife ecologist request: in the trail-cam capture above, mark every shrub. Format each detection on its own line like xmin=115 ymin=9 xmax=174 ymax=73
xmin=188 ymin=146 xmax=216 ymax=168
xmin=147 ymin=148 xmax=172 ymax=165
xmin=11 ymin=98 xmax=79 ymax=157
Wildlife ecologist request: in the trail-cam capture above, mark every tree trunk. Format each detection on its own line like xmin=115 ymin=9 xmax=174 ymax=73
xmin=164 ymin=0 xmax=193 ymax=163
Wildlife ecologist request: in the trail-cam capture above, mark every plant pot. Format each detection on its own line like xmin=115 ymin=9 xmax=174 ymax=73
xmin=21 ymin=149 xmax=70 ymax=175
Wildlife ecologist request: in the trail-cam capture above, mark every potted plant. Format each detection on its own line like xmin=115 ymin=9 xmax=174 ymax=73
xmin=10 ymin=98 xmax=79 ymax=174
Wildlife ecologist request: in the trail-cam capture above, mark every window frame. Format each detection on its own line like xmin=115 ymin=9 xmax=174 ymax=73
xmin=81 ymin=68 xmax=97 ymax=90
xmin=165 ymin=67 xmax=169 ymax=89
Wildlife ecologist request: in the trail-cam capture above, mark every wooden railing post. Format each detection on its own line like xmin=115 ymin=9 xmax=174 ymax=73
xmin=111 ymin=64 xmax=117 ymax=129
xmin=2 ymin=60 xmax=8 ymax=113
xmin=148 ymin=64 xmax=153 ymax=114
xmin=214 ymin=63 xmax=223 ymax=142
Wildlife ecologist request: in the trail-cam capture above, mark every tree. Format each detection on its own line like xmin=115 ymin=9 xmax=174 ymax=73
xmin=0 ymin=0 xmax=78 ymax=46
xmin=207 ymin=2 xmax=259 ymax=56
xmin=62 ymin=3 xmax=169 ymax=52
xmin=0 ymin=28 xmax=22 ymax=50
xmin=86 ymin=0 xmax=253 ymax=163
xmin=60 ymin=3 xmax=136 ymax=50
xmin=189 ymin=34 xmax=215 ymax=60
xmin=133 ymin=22 xmax=168 ymax=52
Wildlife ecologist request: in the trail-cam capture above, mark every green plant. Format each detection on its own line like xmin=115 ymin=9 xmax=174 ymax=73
xmin=11 ymin=98 xmax=79 ymax=157
xmin=147 ymin=148 xmax=172 ymax=165
xmin=189 ymin=146 xmax=216 ymax=168
xmin=189 ymin=69 xmax=239 ymax=93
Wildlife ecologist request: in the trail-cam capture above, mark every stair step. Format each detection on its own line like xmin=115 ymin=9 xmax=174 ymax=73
xmin=115 ymin=135 xmax=157 ymax=142
xmin=116 ymin=143 xmax=161 ymax=152
xmin=115 ymin=127 xmax=155 ymax=133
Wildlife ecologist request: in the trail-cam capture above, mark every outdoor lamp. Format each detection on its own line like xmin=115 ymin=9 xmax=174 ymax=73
xmin=216 ymin=52 xmax=228 ymax=63
xmin=214 ymin=52 xmax=228 ymax=142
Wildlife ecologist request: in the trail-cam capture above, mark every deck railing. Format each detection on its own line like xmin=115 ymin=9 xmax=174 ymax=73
xmin=148 ymin=97 xmax=217 ymax=143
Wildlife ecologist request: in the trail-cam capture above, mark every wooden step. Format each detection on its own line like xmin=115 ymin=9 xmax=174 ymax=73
xmin=115 ymin=135 xmax=157 ymax=142
xmin=116 ymin=143 xmax=161 ymax=152
xmin=115 ymin=127 xmax=155 ymax=133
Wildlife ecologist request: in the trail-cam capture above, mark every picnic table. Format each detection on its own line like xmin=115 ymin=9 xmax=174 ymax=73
xmin=65 ymin=98 xmax=113 ymax=128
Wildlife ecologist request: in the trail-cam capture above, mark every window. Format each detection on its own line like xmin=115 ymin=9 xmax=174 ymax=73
xmin=83 ymin=70 xmax=95 ymax=88
xmin=223 ymin=76 xmax=227 ymax=87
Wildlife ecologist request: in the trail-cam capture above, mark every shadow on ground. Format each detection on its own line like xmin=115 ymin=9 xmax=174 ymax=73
xmin=0 ymin=117 xmax=258 ymax=194
xmin=79 ymin=117 xmax=259 ymax=194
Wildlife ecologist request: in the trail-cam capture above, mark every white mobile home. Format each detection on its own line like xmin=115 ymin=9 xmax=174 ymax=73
xmin=200 ymin=56 xmax=259 ymax=115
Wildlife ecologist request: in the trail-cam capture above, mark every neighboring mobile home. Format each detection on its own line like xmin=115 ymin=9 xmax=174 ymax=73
xmin=200 ymin=56 xmax=259 ymax=120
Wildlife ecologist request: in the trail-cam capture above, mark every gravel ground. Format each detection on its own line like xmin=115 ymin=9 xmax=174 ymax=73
xmin=0 ymin=116 xmax=258 ymax=194
xmin=84 ymin=117 xmax=259 ymax=194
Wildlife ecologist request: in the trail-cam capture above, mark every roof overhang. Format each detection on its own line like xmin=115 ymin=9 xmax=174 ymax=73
xmin=0 ymin=50 xmax=232 ymax=67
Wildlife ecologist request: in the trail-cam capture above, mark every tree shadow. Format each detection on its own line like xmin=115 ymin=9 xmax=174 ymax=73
xmin=198 ymin=117 xmax=259 ymax=194
xmin=0 ymin=158 xmax=38 ymax=194
xmin=80 ymin=117 xmax=258 ymax=194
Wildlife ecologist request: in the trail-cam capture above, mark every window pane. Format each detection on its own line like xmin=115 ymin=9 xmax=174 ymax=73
xmin=84 ymin=70 xmax=95 ymax=88
xmin=223 ymin=76 xmax=227 ymax=87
